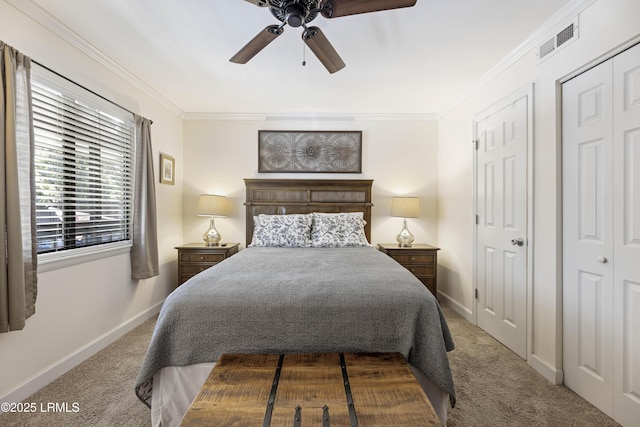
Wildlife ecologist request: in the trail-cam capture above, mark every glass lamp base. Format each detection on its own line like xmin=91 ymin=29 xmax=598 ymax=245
xmin=396 ymin=218 xmax=415 ymax=247
xmin=203 ymin=218 xmax=221 ymax=246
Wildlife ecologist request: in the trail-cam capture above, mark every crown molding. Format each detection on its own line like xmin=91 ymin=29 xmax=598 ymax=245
xmin=438 ymin=0 xmax=597 ymax=118
xmin=7 ymin=0 xmax=184 ymax=117
xmin=181 ymin=112 xmax=438 ymax=121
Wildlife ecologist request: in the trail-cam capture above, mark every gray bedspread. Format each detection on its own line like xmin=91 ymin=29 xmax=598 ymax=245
xmin=135 ymin=246 xmax=456 ymax=407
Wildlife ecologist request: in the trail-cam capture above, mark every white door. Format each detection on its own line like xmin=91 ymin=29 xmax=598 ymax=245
xmin=475 ymin=96 xmax=528 ymax=359
xmin=612 ymin=44 xmax=640 ymax=427
xmin=562 ymin=56 xmax=615 ymax=414
xmin=563 ymin=42 xmax=640 ymax=426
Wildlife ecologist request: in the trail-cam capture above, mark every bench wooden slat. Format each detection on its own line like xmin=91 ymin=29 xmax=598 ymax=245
xmin=180 ymin=352 xmax=442 ymax=427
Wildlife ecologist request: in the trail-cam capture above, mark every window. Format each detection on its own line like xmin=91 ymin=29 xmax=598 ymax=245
xmin=32 ymin=65 xmax=135 ymax=258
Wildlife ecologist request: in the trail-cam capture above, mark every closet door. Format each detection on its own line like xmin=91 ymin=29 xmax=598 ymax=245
xmin=563 ymin=42 xmax=640 ymax=426
xmin=562 ymin=56 xmax=614 ymax=415
xmin=612 ymin=44 xmax=640 ymax=427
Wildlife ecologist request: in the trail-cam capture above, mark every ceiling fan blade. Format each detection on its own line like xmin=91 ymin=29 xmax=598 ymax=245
xmin=230 ymin=25 xmax=283 ymax=64
xmin=243 ymin=0 xmax=269 ymax=6
xmin=320 ymin=0 xmax=416 ymax=18
xmin=302 ymin=26 xmax=345 ymax=74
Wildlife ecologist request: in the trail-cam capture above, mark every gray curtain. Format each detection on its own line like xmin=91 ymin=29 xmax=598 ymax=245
xmin=131 ymin=115 xmax=159 ymax=279
xmin=0 ymin=41 xmax=37 ymax=332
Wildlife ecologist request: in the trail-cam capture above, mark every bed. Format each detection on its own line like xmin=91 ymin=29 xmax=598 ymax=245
xmin=135 ymin=179 xmax=456 ymax=426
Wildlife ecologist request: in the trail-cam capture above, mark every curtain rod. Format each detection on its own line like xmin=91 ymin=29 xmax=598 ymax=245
xmin=32 ymin=59 xmax=152 ymax=123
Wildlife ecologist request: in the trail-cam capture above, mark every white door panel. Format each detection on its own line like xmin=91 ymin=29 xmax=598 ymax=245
xmin=563 ymin=42 xmax=640 ymax=426
xmin=612 ymin=43 xmax=640 ymax=427
xmin=563 ymin=54 xmax=614 ymax=415
xmin=476 ymin=96 xmax=528 ymax=359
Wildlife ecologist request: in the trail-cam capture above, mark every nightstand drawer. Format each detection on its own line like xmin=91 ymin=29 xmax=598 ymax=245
xmin=405 ymin=265 xmax=435 ymax=276
xmin=393 ymin=253 xmax=435 ymax=264
xmin=181 ymin=264 xmax=218 ymax=275
xmin=180 ymin=253 xmax=226 ymax=263
xmin=377 ymin=243 xmax=440 ymax=300
xmin=175 ymin=243 xmax=240 ymax=286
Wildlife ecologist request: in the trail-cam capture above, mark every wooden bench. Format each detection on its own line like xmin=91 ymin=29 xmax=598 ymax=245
xmin=179 ymin=352 xmax=442 ymax=426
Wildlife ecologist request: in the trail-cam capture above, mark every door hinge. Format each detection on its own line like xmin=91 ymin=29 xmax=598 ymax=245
xmin=475 ymin=214 xmax=479 ymax=225
xmin=475 ymin=289 xmax=479 ymax=299
xmin=473 ymin=139 xmax=479 ymax=150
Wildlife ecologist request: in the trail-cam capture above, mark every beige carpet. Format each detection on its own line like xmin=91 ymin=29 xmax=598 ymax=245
xmin=442 ymin=305 xmax=619 ymax=426
xmin=0 ymin=317 xmax=156 ymax=427
xmin=0 ymin=306 xmax=619 ymax=426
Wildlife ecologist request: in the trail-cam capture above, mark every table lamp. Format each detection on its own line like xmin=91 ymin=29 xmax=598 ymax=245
xmin=391 ymin=196 xmax=420 ymax=247
xmin=197 ymin=194 xmax=226 ymax=246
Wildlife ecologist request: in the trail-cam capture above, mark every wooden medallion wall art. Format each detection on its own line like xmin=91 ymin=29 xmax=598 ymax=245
xmin=258 ymin=130 xmax=362 ymax=173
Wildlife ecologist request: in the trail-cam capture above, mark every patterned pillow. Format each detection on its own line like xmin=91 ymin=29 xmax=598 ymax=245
xmin=310 ymin=213 xmax=370 ymax=247
xmin=250 ymin=214 xmax=312 ymax=247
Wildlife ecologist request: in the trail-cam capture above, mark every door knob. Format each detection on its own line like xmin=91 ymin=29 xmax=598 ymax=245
xmin=511 ymin=238 xmax=525 ymax=246
xmin=596 ymin=256 xmax=607 ymax=263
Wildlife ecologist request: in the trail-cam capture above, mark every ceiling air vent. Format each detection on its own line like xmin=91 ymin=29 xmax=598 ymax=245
xmin=556 ymin=23 xmax=575 ymax=47
xmin=539 ymin=38 xmax=555 ymax=59
xmin=538 ymin=18 xmax=579 ymax=63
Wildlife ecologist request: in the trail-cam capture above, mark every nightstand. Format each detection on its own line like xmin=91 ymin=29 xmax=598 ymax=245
xmin=175 ymin=243 xmax=239 ymax=285
xmin=377 ymin=243 xmax=440 ymax=298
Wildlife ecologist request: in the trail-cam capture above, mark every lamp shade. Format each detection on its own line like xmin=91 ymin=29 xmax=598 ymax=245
xmin=391 ymin=197 xmax=420 ymax=218
xmin=197 ymin=194 xmax=227 ymax=217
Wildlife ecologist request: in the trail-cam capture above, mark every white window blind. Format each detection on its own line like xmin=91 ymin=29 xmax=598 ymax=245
xmin=32 ymin=66 xmax=135 ymax=256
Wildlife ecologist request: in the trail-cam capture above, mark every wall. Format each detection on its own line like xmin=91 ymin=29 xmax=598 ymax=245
xmin=0 ymin=1 xmax=183 ymax=402
xmin=182 ymin=118 xmax=439 ymax=248
xmin=437 ymin=0 xmax=640 ymax=382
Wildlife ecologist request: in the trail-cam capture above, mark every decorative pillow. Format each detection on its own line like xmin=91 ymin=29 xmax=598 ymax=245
xmin=250 ymin=214 xmax=312 ymax=247
xmin=312 ymin=212 xmax=364 ymax=218
xmin=310 ymin=212 xmax=370 ymax=247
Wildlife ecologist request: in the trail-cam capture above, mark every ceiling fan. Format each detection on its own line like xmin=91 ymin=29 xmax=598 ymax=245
xmin=230 ymin=0 xmax=417 ymax=73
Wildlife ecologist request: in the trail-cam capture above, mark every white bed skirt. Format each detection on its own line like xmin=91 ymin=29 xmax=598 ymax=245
xmin=151 ymin=362 xmax=449 ymax=427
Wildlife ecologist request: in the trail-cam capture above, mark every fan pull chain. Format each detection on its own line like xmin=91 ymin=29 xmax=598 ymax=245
xmin=302 ymin=42 xmax=306 ymax=67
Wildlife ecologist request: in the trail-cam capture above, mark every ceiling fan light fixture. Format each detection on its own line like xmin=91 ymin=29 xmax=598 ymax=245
xmin=284 ymin=3 xmax=306 ymax=27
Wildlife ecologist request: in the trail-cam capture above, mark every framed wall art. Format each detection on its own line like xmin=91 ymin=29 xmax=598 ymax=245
xmin=160 ymin=153 xmax=175 ymax=185
xmin=258 ymin=130 xmax=362 ymax=173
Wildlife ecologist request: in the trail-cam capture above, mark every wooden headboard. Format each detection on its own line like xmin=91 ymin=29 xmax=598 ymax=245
xmin=244 ymin=179 xmax=374 ymax=247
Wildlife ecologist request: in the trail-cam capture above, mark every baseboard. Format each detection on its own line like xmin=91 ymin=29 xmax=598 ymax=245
xmin=530 ymin=353 xmax=564 ymax=385
xmin=438 ymin=291 xmax=565 ymax=386
xmin=1 ymin=300 xmax=163 ymax=405
xmin=437 ymin=290 xmax=473 ymax=322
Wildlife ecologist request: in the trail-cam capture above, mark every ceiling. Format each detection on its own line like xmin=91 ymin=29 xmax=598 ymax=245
xmin=13 ymin=0 xmax=576 ymax=117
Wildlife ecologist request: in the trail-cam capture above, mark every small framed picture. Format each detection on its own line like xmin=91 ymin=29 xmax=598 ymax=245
xmin=160 ymin=153 xmax=175 ymax=185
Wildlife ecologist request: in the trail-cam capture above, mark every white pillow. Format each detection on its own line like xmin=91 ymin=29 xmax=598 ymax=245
xmin=250 ymin=214 xmax=312 ymax=247
xmin=310 ymin=212 xmax=370 ymax=247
